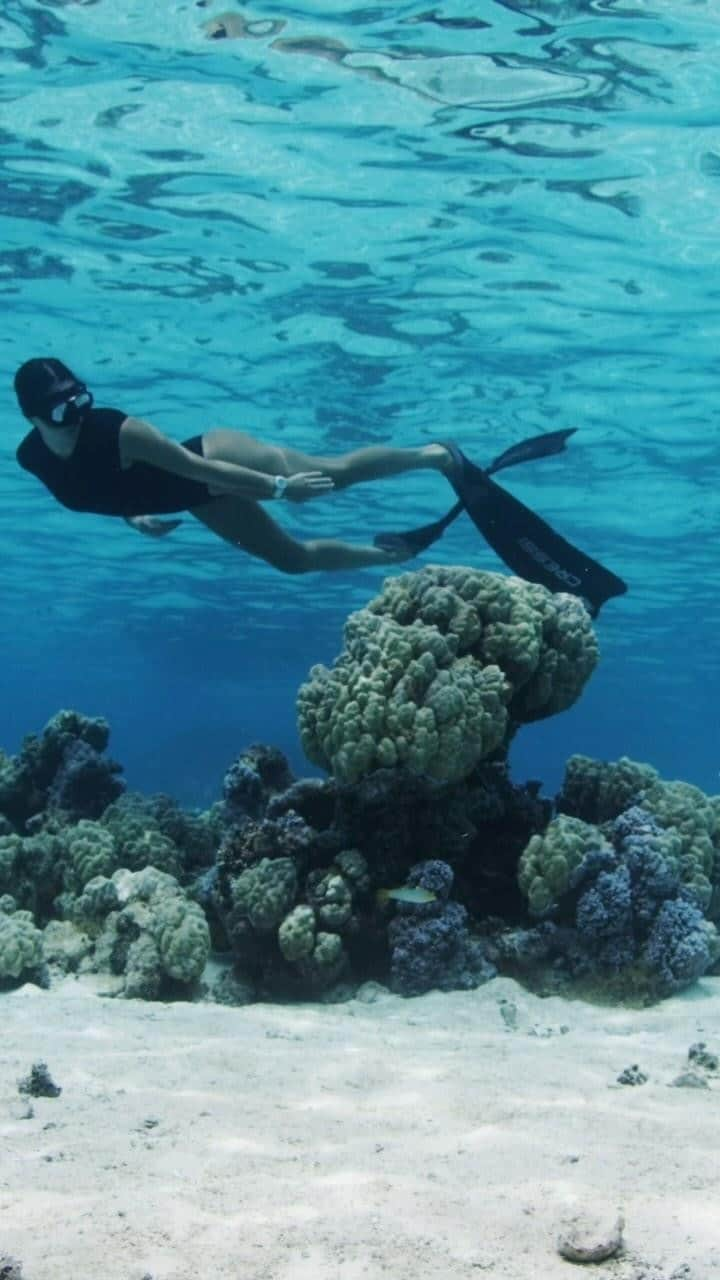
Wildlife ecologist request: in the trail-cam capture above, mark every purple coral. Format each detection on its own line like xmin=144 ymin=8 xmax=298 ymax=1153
xmin=575 ymin=863 xmax=635 ymax=971
xmin=548 ymin=806 xmax=717 ymax=996
xmin=387 ymin=860 xmax=495 ymax=997
xmin=643 ymin=898 xmax=716 ymax=995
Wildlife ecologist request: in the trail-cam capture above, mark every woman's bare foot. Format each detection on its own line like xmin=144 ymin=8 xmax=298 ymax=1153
xmin=373 ymin=540 xmax=415 ymax=564
xmin=421 ymin=443 xmax=456 ymax=476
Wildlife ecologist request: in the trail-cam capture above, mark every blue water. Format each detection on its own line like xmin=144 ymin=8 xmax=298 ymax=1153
xmin=1 ymin=0 xmax=718 ymax=805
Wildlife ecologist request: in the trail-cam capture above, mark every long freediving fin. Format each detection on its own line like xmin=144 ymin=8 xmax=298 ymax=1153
xmin=485 ymin=427 xmax=577 ymax=476
xmin=374 ymin=427 xmax=577 ymax=554
xmin=374 ymin=429 xmax=627 ymax=616
xmin=445 ymin=442 xmax=627 ymax=616
xmin=373 ymin=499 xmax=464 ymax=556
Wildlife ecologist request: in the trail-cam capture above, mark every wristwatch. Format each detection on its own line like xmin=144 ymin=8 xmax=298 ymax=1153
xmin=271 ymin=475 xmax=289 ymax=499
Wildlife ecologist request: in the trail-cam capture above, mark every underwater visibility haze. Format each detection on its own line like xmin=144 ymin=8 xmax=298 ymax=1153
xmin=1 ymin=0 xmax=719 ymax=803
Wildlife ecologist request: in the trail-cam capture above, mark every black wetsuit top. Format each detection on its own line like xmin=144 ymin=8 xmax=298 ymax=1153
xmin=16 ymin=407 xmax=212 ymax=517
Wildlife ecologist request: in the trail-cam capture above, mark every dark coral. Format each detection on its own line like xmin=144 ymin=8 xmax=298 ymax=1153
xmin=47 ymin=738 xmax=124 ymax=819
xmin=0 ymin=1256 xmax=24 ymax=1280
xmin=215 ymin=809 xmax=319 ymax=880
xmin=17 ymin=1061 xmax=62 ymax=1098
xmin=330 ymin=769 xmax=469 ymax=885
xmin=0 ymin=711 xmax=123 ymax=829
xmin=455 ymin=765 xmax=550 ymax=921
xmin=215 ymin=754 xmax=546 ymax=930
xmin=207 ymin=808 xmax=320 ymax=980
xmin=386 ymin=861 xmax=496 ymax=997
xmin=266 ymin=776 xmax=338 ymax=833
xmin=222 ymin=744 xmax=295 ymax=818
xmin=329 ymin=764 xmax=547 ymax=905
xmin=222 ymin=760 xmax=264 ymax=817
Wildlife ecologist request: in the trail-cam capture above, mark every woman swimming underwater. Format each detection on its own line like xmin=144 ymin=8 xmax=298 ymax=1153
xmin=14 ymin=357 xmax=454 ymax=573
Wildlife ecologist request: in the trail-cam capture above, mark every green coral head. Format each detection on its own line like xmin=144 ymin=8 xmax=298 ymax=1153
xmin=518 ymin=814 xmax=611 ymax=917
xmin=297 ymin=565 xmax=598 ymax=785
xmin=0 ymin=906 xmax=43 ymax=981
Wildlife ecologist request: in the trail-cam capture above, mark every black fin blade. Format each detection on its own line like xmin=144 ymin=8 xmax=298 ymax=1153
xmin=373 ymin=429 xmax=627 ymax=615
xmin=486 ymin=427 xmax=577 ymax=476
xmin=450 ymin=449 xmax=627 ymax=616
xmin=373 ymin=501 xmax=463 ymax=555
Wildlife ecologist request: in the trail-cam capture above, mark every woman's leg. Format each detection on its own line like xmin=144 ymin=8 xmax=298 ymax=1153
xmin=280 ymin=440 xmax=452 ymax=488
xmin=201 ymin=428 xmax=452 ymax=488
xmin=190 ymin=495 xmax=406 ymax=573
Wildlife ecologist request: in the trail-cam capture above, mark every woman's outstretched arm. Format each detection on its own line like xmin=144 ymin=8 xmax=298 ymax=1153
xmin=119 ymin=417 xmax=334 ymax=502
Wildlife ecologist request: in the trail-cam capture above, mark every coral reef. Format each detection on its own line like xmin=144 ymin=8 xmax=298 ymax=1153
xmin=66 ymin=820 xmax=116 ymax=891
xmin=558 ymin=754 xmax=719 ymax=919
xmin=512 ymin=806 xmax=720 ymax=999
xmin=72 ymin=867 xmax=211 ymax=999
xmin=1 ymin=701 xmax=718 ymax=1009
xmin=0 ymin=710 xmax=124 ymax=826
xmin=42 ymin=919 xmax=92 ymax=974
xmin=200 ymin=752 xmax=544 ymax=998
xmin=297 ymin=566 xmax=597 ymax=784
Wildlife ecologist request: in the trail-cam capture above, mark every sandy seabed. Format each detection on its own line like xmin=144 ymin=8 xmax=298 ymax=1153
xmin=1 ymin=974 xmax=718 ymax=1280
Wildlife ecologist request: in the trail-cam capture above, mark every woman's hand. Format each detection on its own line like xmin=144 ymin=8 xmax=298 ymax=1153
xmin=284 ymin=471 xmax=335 ymax=502
xmin=125 ymin=515 xmax=183 ymax=537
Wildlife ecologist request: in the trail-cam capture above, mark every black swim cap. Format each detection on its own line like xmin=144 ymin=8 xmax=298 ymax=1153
xmin=14 ymin=357 xmax=83 ymax=419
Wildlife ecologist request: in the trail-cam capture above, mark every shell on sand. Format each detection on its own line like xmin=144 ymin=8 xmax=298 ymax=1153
xmin=556 ymin=1210 xmax=625 ymax=1263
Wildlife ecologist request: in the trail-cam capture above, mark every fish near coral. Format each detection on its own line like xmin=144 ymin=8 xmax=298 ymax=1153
xmin=376 ymin=887 xmax=437 ymax=906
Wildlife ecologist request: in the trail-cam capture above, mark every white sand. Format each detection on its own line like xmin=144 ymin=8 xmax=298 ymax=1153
xmin=1 ymin=974 xmax=718 ymax=1280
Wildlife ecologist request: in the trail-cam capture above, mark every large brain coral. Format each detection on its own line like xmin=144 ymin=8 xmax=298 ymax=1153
xmin=297 ymin=566 xmax=598 ymax=784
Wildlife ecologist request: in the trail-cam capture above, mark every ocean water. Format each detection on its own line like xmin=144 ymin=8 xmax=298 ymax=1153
xmin=1 ymin=0 xmax=719 ymax=806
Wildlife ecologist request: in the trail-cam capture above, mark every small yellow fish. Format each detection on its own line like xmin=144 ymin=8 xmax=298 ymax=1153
xmin=376 ymin=886 xmax=437 ymax=906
